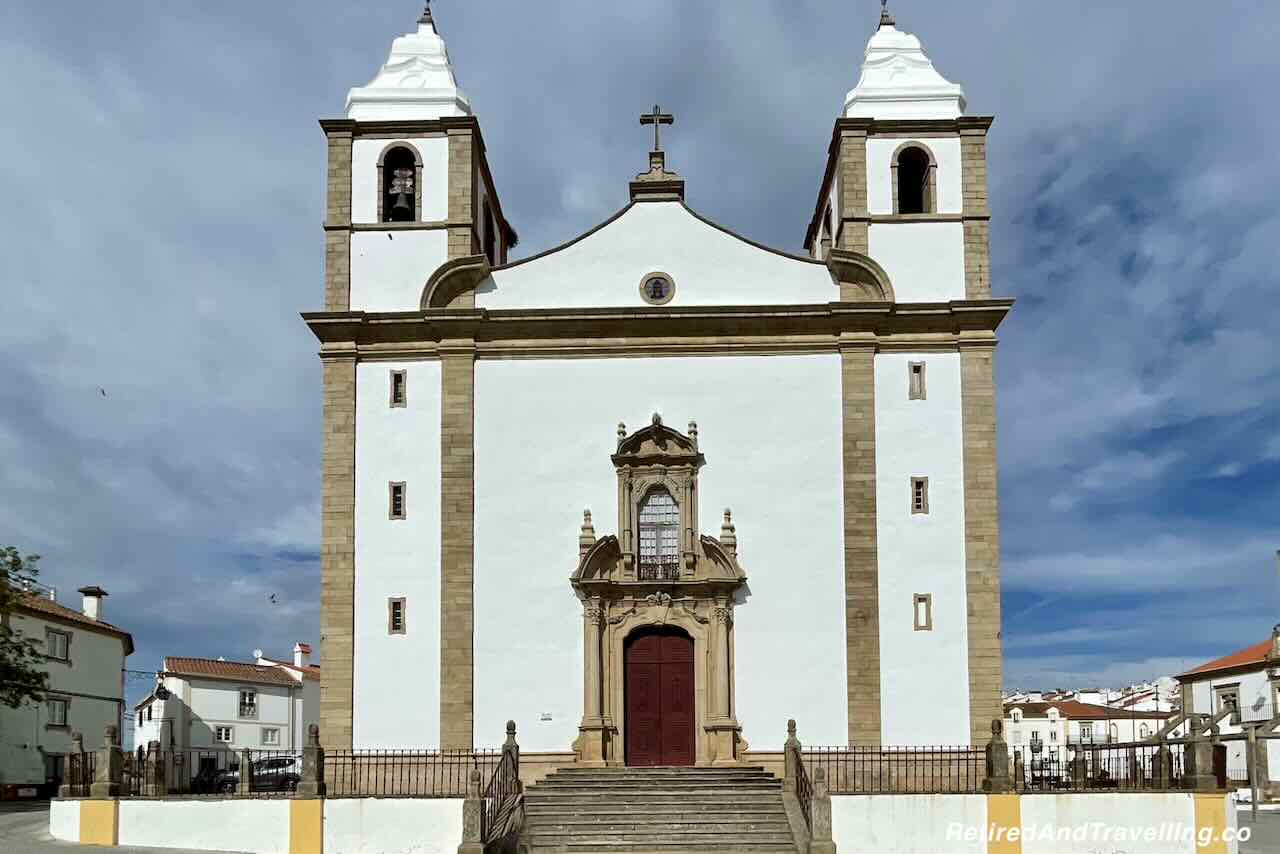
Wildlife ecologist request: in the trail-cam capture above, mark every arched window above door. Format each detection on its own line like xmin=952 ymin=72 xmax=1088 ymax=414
xmin=638 ymin=488 xmax=680 ymax=580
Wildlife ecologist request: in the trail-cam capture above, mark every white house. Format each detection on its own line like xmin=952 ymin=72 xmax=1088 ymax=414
xmin=1004 ymin=700 xmax=1173 ymax=767
xmin=1178 ymin=627 xmax=1280 ymax=783
xmin=310 ymin=2 xmax=1008 ymax=764
xmin=133 ymin=643 xmax=319 ymax=755
xmin=0 ymin=585 xmax=133 ymax=797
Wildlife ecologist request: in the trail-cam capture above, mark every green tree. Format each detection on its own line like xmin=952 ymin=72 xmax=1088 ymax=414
xmin=0 ymin=547 xmax=49 ymax=708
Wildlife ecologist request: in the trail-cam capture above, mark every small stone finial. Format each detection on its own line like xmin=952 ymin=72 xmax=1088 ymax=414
xmin=687 ymin=420 xmax=698 ymax=443
xmin=879 ymin=0 xmax=895 ymax=28
xmin=418 ymin=0 xmax=433 ymax=25
xmin=786 ymin=719 xmax=797 ymax=740
xmin=721 ymin=508 xmax=737 ymax=555
xmin=506 ymin=720 xmax=517 ymax=740
xmin=308 ymin=723 xmax=321 ymax=746
xmin=579 ymin=510 xmax=596 ymax=558
xmin=617 ymin=422 xmax=626 ymax=443
xmin=103 ymin=724 xmax=119 ymax=748
xmin=651 ymin=412 xmax=662 ymax=427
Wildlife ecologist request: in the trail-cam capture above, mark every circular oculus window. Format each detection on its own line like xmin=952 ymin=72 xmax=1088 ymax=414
xmin=639 ymin=272 xmax=676 ymax=306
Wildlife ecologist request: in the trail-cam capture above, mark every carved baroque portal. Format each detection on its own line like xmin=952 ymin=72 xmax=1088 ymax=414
xmin=571 ymin=414 xmax=748 ymax=767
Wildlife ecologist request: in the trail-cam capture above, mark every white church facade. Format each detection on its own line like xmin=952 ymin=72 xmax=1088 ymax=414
xmin=307 ymin=2 xmax=1008 ymax=764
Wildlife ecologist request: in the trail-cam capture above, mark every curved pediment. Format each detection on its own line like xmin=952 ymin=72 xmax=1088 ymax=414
xmin=699 ymin=536 xmax=746 ymax=582
xmin=612 ymin=414 xmax=702 ymax=466
xmin=475 ymin=201 xmax=837 ymax=310
xmin=573 ymin=535 xmax=621 ymax=582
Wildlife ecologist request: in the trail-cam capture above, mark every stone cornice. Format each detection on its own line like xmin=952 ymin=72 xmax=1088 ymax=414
xmin=302 ymin=300 xmax=1013 ymax=358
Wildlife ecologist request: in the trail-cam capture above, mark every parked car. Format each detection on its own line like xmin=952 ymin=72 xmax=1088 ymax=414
xmin=212 ymin=756 xmax=301 ymax=794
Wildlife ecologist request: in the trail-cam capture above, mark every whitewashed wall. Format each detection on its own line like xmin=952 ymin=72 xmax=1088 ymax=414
xmin=48 ymin=798 xmax=80 ymax=841
xmin=866 ymin=137 xmax=963 ymax=216
xmin=0 ymin=611 xmax=126 ymax=785
xmin=479 ymin=202 xmax=835 ymax=309
xmin=351 ymin=137 xmax=449 ymax=224
xmin=867 ymin=222 xmax=965 ymax=302
xmin=353 ymin=360 xmax=443 ymax=748
xmin=118 ymin=800 xmax=290 ymax=854
xmin=832 ymin=794 xmax=987 ymax=854
xmin=874 ymin=352 xmax=970 ymax=745
xmin=350 ymin=230 xmax=449 ymax=312
xmin=325 ymin=798 xmax=463 ymax=854
xmin=1018 ymin=793 xmax=1199 ymax=854
xmin=185 ymin=678 xmax=298 ymax=750
xmin=473 ymin=355 xmax=846 ymax=751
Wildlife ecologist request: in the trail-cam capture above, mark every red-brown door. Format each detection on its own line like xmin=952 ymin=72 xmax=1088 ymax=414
xmin=625 ymin=628 xmax=695 ymax=766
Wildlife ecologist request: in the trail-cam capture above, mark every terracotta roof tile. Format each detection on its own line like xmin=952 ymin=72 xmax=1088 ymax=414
xmin=164 ymin=657 xmax=301 ymax=687
xmin=1004 ymin=700 xmax=1169 ymax=720
xmin=1178 ymin=639 xmax=1274 ymax=680
xmin=15 ymin=593 xmax=134 ymax=655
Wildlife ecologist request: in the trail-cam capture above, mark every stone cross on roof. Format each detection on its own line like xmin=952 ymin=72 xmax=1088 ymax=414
xmin=640 ymin=105 xmax=675 ymax=153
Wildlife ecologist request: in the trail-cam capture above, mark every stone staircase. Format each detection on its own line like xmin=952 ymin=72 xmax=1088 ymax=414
xmin=521 ymin=766 xmax=801 ymax=853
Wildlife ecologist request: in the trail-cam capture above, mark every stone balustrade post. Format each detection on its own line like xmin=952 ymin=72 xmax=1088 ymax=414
xmin=297 ymin=724 xmax=326 ymax=798
xmin=1183 ymin=731 xmax=1218 ymax=792
xmin=237 ymin=748 xmax=254 ymax=796
xmin=783 ymin=719 xmax=800 ymax=787
xmin=809 ymin=766 xmax=836 ymax=854
xmin=1153 ymin=743 xmax=1173 ymax=789
xmin=90 ymin=725 xmax=122 ymax=798
xmin=982 ymin=719 xmax=1013 ymax=793
xmin=457 ymin=768 xmax=483 ymax=854
xmin=503 ymin=720 xmax=520 ymax=777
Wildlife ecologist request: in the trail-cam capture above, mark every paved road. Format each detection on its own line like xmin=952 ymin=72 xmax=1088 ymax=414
xmin=0 ymin=802 xmax=244 ymax=854
xmin=1240 ymin=808 xmax=1280 ymax=853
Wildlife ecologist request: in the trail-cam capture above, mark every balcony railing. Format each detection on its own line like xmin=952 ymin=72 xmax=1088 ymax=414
xmin=637 ymin=560 xmax=680 ymax=581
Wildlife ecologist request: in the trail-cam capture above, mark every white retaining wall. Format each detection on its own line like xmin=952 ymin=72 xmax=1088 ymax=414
xmin=48 ymin=798 xmax=80 ymax=841
xmin=118 ymin=799 xmax=291 ymax=854
xmin=324 ymin=798 xmax=463 ymax=854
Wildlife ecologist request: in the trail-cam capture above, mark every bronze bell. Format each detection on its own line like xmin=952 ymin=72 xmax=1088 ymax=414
xmin=390 ymin=191 xmax=413 ymax=221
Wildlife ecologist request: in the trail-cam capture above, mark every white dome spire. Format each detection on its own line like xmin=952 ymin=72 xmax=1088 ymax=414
xmin=844 ymin=9 xmax=965 ymax=120
xmin=346 ymin=4 xmax=472 ymax=121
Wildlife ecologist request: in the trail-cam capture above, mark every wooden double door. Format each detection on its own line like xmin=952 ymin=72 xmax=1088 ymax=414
xmin=625 ymin=627 xmax=695 ymax=766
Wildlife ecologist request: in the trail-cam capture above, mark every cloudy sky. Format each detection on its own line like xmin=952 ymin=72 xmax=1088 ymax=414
xmin=2 ymin=1 xmax=1277 ymax=736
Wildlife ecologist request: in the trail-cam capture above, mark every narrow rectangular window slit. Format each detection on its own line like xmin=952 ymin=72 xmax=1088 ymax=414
xmin=388 ymin=597 xmax=407 ymax=635
xmin=390 ymin=369 xmax=407 ymax=407
xmin=389 ymin=482 xmax=406 ymax=520
xmin=911 ymin=477 xmax=929 ymax=515
xmin=913 ymin=594 xmax=933 ymax=631
xmin=909 ymin=362 xmax=927 ymax=400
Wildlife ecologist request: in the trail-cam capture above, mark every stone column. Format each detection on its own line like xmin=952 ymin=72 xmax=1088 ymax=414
xmin=575 ymin=599 xmax=609 ymax=767
xmin=982 ymin=719 xmax=1013 ymax=793
xmin=237 ymin=748 xmax=254 ymax=796
xmin=457 ymin=768 xmax=483 ymax=854
xmin=297 ymin=724 xmax=326 ymax=799
xmin=440 ymin=339 xmax=476 ymax=750
xmin=90 ymin=725 xmax=122 ymax=799
xmin=705 ymin=599 xmax=740 ymax=766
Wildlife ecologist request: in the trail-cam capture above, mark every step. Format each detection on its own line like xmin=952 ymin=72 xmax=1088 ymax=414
xmin=528 ymin=834 xmax=797 ymax=847
xmin=529 ymin=847 xmax=796 ymax=854
xmin=526 ymin=806 xmax=788 ymax=819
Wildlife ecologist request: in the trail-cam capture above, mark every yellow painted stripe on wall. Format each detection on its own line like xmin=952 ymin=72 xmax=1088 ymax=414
xmin=1193 ymin=794 xmax=1228 ymax=854
xmin=289 ymin=799 xmax=324 ymax=854
xmin=79 ymin=799 xmax=118 ymax=847
xmin=987 ymin=794 xmax=1022 ymax=854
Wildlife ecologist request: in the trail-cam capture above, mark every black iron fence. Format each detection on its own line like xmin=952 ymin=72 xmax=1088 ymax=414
xmin=481 ymin=748 xmax=521 ymax=842
xmin=118 ymin=748 xmax=304 ymax=798
xmin=325 ymin=749 xmax=499 ymax=798
xmin=1013 ymin=741 xmax=1186 ymax=792
xmin=803 ymin=745 xmax=985 ymax=794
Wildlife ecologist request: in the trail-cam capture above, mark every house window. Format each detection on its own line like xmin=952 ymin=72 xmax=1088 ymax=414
xmin=637 ymin=488 xmax=680 ymax=579
xmin=238 ymin=690 xmax=258 ymax=719
xmin=1030 ymin=729 xmax=1039 ymax=743
xmin=138 ymin=712 xmax=144 ymax=727
xmin=261 ymin=728 xmax=281 ymax=747
xmin=47 ymin=698 xmax=69 ymax=727
xmin=390 ymin=370 xmax=407 ymax=408
xmin=912 ymin=593 xmax=932 ymax=631
xmin=215 ymin=726 xmax=234 ymax=744
xmin=909 ymin=362 xmax=927 ymax=400
xmin=1139 ymin=724 xmax=1150 ymax=739
xmin=389 ymin=482 xmax=407 ymax=520
xmin=1109 ymin=723 xmax=1119 ymax=742
xmin=1214 ymin=685 xmax=1240 ymax=724
xmin=45 ymin=629 xmax=70 ymax=661
xmin=894 ymin=144 xmax=934 ymax=215
xmin=1080 ymin=722 xmax=1094 ymax=742
xmin=381 ymin=145 xmax=418 ymax=223
xmin=388 ymin=598 xmax=407 ymax=635
xmin=146 ymin=706 xmax=153 ymax=721
xmin=1049 ymin=729 xmax=1057 ymax=742
xmin=911 ymin=477 xmax=929 ymax=515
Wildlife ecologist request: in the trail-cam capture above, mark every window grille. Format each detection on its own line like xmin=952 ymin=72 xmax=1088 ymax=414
xmin=638 ymin=489 xmax=680 ymax=580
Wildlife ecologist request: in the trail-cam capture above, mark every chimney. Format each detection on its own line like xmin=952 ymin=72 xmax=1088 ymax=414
xmin=77 ymin=586 xmax=108 ymax=621
xmin=1270 ymin=624 xmax=1280 ymax=661
xmin=294 ymin=642 xmax=312 ymax=669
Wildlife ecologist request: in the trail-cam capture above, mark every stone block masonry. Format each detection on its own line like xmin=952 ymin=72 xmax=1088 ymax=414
xmin=961 ymin=342 xmax=1003 ymax=746
xmin=837 ymin=128 xmax=870 ymax=255
xmin=841 ymin=337 xmax=880 ymax=745
xmin=440 ymin=343 xmax=476 ymax=749
xmin=324 ymin=129 xmax=353 ymax=312
xmin=960 ymin=124 xmax=992 ymax=301
xmin=320 ymin=355 xmax=357 ymax=751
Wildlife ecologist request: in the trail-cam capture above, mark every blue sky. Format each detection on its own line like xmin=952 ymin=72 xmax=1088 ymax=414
xmin=1 ymin=1 xmax=1276 ymax=729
